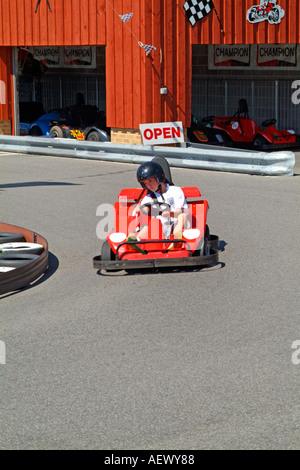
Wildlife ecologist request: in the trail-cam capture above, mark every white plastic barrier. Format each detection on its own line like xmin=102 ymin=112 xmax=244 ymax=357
xmin=0 ymin=135 xmax=296 ymax=176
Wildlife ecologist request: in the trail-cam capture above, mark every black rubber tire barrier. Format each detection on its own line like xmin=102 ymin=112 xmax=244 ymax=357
xmin=0 ymin=232 xmax=25 ymax=243
xmin=0 ymin=253 xmax=39 ymax=267
xmin=0 ymin=242 xmax=44 ymax=255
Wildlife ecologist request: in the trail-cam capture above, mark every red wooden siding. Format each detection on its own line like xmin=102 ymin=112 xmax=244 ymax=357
xmin=0 ymin=0 xmax=299 ymax=47
xmin=0 ymin=47 xmax=13 ymax=122
xmin=106 ymin=0 xmax=191 ymax=129
xmin=0 ymin=0 xmax=106 ymax=46
xmin=1 ymin=0 xmax=300 ymax=133
xmin=191 ymin=0 xmax=300 ymax=45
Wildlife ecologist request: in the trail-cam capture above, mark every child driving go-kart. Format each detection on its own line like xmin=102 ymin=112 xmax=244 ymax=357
xmin=93 ymin=156 xmax=220 ymax=272
xmin=127 ymin=162 xmax=189 ymax=250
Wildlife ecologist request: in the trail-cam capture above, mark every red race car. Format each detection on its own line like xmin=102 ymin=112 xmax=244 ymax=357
xmin=93 ymin=157 xmax=219 ymax=272
xmin=201 ymin=99 xmax=298 ymax=149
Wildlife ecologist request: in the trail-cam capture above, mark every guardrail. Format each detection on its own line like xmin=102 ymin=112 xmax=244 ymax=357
xmin=0 ymin=135 xmax=296 ymax=176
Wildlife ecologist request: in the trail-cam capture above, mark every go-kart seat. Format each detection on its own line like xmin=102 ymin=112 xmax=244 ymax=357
xmin=152 ymin=156 xmax=174 ymax=185
xmin=238 ymin=99 xmax=249 ymax=118
xmin=231 ymin=99 xmax=249 ymax=136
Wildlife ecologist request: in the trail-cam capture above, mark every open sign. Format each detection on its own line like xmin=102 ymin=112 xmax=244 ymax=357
xmin=140 ymin=121 xmax=184 ymax=145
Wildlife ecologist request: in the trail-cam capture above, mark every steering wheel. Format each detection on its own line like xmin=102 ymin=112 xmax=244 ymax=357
xmin=202 ymin=115 xmax=215 ymax=123
xmin=139 ymin=202 xmax=171 ymax=216
xmin=261 ymin=118 xmax=276 ymax=127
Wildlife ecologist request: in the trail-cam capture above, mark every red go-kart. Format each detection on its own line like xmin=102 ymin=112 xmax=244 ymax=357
xmin=202 ymin=99 xmax=297 ymax=149
xmin=93 ymin=158 xmax=219 ymax=272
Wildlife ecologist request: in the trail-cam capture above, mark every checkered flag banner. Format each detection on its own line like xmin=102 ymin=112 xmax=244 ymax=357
xmin=138 ymin=42 xmax=156 ymax=56
xmin=183 ymin=0 xmax=214 ymax=27
xmin=119 ymin=12 xmax=133 ymax=23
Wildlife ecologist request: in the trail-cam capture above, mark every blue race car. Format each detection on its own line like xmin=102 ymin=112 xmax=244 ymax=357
xmin=19 ymin=102 xmax=61 ymax=137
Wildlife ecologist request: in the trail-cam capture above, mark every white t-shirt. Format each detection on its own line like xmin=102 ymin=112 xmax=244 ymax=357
xmin=139 ymin=184 xmax=188 ymax=237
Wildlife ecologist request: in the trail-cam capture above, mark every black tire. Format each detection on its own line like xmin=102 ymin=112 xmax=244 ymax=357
xmin=101 ymin=241 xmax=114 ymax=261
xmin=86 ymin=131 xmax=101 ymax=141
xmin=29 ymin=126 xmax=43 ymax=137
xmin=0 ymin=233 xmax=25 ymax=243
xmin=253 ymin=134 xmax=268 ymax=148
xmin=0 ymin=253 xmax=39 ymax=267
xmin=0 ymin=242 xmax=44 ymax=255
xmin=201 ymin=225 xmax=210 ymax=257
xmin=50 ymin=126 xmax=64 ymax=138
xmin=101 ymin=241 xmax=118 ymax=272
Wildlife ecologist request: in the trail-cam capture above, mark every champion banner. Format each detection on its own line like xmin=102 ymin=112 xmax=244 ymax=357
xmin=183 ymin=0 xmax=213 ymax=27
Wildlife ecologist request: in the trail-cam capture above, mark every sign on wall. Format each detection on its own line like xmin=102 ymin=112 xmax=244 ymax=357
xmin=257 ymin=44 xmax=297 ymax=67
xmin=209 ymin=44 xmax=299 ymax=70
xmin=33 ymin=47 xmax=60 ymax=66
xmin=31 ymin=46 xmax=96 ymax=68
xmin=139 ymin=122 xmax=184 ymax=146
xmin=246 ymin=1 xmax=285 ymax=25
xmin=212 ymin=45 xmax=251 ymax=68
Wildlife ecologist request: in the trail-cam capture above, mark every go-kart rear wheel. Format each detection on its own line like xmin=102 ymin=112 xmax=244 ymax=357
xmin=87 ymin=131 xmax=101 ymax=141
xmin=50 ymin=126 xmax=64 ymax=138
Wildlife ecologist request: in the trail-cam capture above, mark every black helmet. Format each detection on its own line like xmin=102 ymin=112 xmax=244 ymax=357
xmin=137 ymin=162 xmax=164 ymax=188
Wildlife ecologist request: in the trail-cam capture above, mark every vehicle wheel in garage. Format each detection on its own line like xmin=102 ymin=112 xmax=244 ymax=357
xmin=50 ymin=126 xmax=64 ymax=138
xmin=86 ymin=131 xmax=101 ymax=141
xmin=253 ymin=134 xmax=268 ymax=148
xmin=29 ymin=126 xmax=43 ymax=137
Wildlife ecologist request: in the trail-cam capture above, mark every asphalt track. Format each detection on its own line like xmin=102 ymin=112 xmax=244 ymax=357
xmin=0 ymin=150 xmax=299 ymax=450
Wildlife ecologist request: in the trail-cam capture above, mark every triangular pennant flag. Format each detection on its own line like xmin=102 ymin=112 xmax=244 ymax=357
xmin=138 ymin=42 xmax=156 ymax=56
xmin=119 ymin=12 xmax=133 ymax=23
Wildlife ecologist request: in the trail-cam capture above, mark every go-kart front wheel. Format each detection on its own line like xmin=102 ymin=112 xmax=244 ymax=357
xmin=101 ymin=241 xmax=115 ymax=261
xmin=101 ymin=241 xmax=119 ymax=272
xmin=253 ymin=134 xmax=268 ymax=148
